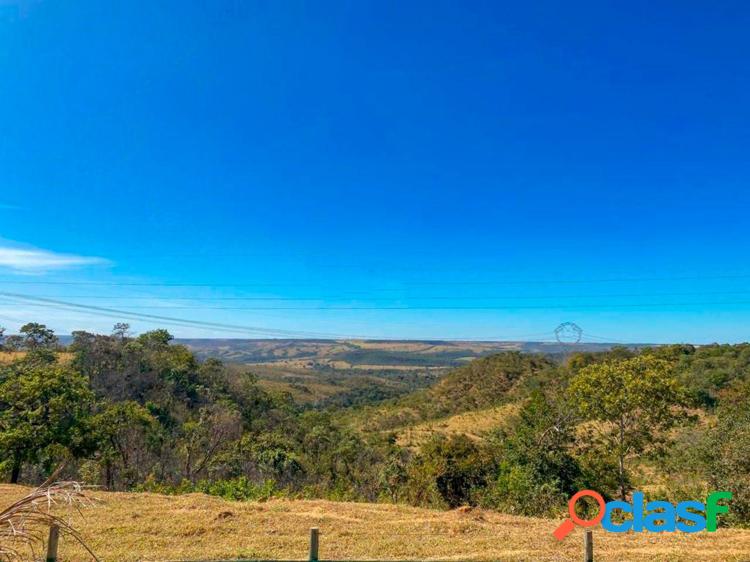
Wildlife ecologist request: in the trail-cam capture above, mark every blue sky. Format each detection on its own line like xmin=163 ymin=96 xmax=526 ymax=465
xmin=1 ymin=1 xmax=749 ymax=342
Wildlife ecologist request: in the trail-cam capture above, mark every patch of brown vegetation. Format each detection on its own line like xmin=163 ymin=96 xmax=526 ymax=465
xmin=0 ymin=352 xmax=26 ymax=364
xmin=0 ymin=352 xmax=73 ymax=365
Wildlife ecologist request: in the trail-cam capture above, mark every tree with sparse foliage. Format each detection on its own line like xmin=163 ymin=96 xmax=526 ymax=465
xmin=178 ymin=405 xmax=243 ymax=482
xmin=699 ymin=380 xmax=750 ymax=525
xmin=89 ymin=401 xmax=162 ymax=489
xmin=407 ymin=434 xmax=492 ymax=508
xmin=568 ymin=355 xmax=687 ymax=499
xmin=112 ymin=323 xmax=130 ymax=340
xmin=483 ymin=390 xmax=581 ymax=516
xmin=2 ymin=335 xmax=22 ymax=353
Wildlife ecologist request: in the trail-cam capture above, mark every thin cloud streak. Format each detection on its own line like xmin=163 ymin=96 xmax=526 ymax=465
xmin=0 ymin=246 xmax=110 ymax=273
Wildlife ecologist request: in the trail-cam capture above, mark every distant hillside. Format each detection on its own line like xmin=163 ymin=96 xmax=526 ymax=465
xmin=224 ymin=361 xmax=440 ymax=407
xmin=50 ymin=336 xmax=630 ymax=408
xmin=176 ymin=338 xmax=621 ymax=369
xmin=174 ymin=339 xmax=619 ymax=408
xmin=352 ymin=351 xmax=558 ymax=433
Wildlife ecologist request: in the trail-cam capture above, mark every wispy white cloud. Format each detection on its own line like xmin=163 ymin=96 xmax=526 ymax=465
xmin=0 ymin=203 xmax=20 ymax=210
xmin=0 ymin=245 xmax=110 ymax=273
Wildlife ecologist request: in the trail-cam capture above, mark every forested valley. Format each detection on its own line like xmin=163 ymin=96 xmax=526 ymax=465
xmin=2 ymin=323 xmax=750 ymax=526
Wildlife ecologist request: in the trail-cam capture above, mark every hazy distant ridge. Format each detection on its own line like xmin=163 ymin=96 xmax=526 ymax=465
xmin=175 ymin=338 xmax=625 ymax=368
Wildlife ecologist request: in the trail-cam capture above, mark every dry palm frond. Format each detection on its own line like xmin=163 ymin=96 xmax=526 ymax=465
xmin=0 ymin=469 xmax=99 ymax=561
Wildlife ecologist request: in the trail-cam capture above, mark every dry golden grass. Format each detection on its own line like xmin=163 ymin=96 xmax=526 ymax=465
xmin=0 ymin=480 xmax=96 ymax=561
xmin=395 ymin=404 xmax=519 ymax=447
xmin=1 ymin=486 xmax=749 ymax=562
xmin=0 ymin=351 xmax=73 ymax=364
xmin=256 ymin=379 xmax=342 ymax=404
xmin=0 ymin=352 xmax=26 ymax=364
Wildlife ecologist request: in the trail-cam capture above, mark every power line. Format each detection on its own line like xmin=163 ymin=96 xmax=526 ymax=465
xmin=6 ymin=300 xmax=750 ymax=311
xmin=0 ymin=292 xmax=355 ymax=339
xmin=2 ymin=272 xmax=750 ymax=288
xmin=0 ymin=293 xmax=618 ymax=342
xmin=580 ymin=333 xmax=628 ymax=344
xmin=0 ymin=293 xmax=565 ymax=341
xmin=11 ymin=289 xmax=750 ymax=301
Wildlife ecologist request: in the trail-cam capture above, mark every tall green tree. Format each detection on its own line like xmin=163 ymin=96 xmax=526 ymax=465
xmin=18 ymin=323 xmax=58 ymax=351
xmin=0 ymin=361 xmax=93 ymax=483
xmin=568 ymin=355 xmax=686 ymax=499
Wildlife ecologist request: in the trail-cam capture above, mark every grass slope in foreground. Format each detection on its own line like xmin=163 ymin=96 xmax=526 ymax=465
xmin=3 ymin=486 xmax=749 ymax=562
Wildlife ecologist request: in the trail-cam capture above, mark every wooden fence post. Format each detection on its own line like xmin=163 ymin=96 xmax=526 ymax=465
xmin=583 ymin=529 xmax=593 ymax=562
xmin=46 ymin=524 xmax=60 ymax=562
xmin=309 ymin=527 xmax=319 ymax=562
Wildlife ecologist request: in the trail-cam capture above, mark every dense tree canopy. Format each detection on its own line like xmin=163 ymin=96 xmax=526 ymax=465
xmin=0 ymin=357 xmax=93 ymax=482
xmin=1 ymin=323 xmax=749 ymax=525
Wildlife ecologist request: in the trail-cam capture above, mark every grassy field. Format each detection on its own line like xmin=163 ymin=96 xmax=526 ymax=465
xmin=0 ymin=351 xmax=28 ymax=363
xmin=395 ymin=404 xmax=519 ymax=447
xmin=3 ymin=485 xmax=750 ymax=562
xmin=0 ymin=351 xmax=73 ymax=364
